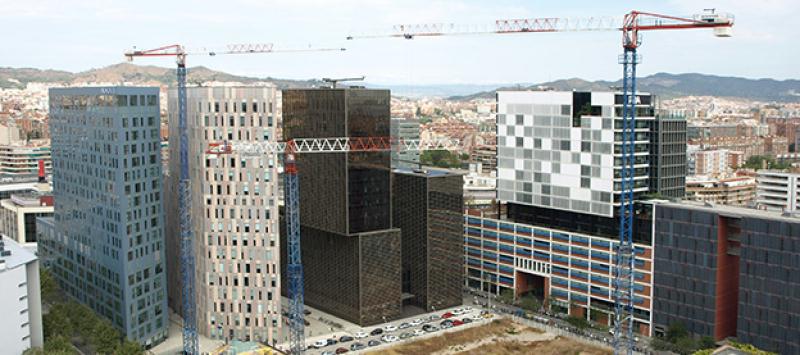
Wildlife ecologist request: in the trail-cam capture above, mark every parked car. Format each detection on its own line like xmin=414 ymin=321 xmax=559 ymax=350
xmin=410 ymin=318 xmax=423 ymax=326
xmin=367 ymin=340 xmax=381 ymax=347
xmin=398 ymin=322 xmax=411 ymax=329
xmin=462 ymin=317 xmax=473 ymax=324
xmin=370 ymin=328 xmax=384 ymax=336
xmin=303 ymin=309 xmax=312 ymax=315
xmin=441 ymin=312 xmax=454 ymax=319
xmin=440 ymin=320 xmax=453 ymax=329
xmin=428 ymin=314 xmax=440 ymax=321
xmin=413 ymin=329 xmax=425 ymax=337
xmin=353 ymin=331 xmax=368 ymax=339
xmin=384 ymin=324 xmax=398 ymax=332
xmin=321 ymin=351 xmax=335 ymax=355
xmin=381 ymin=335 xmax=399 ymax=343
xmin=400 ymin=332 xmax=414 ymax=339
xmin=452 ymin=319 xmax=464 ymax=326
xmin=423 ymin=324 xmax=439 ymax=332
xmin=452 ymin=308 xmax=464 ymax=316
xmin=350 ymin=343 xmax=366 ymax=351
xmin=335 ymin=347 xmax=349 ymax=354
xmin=339 ymin=335 xmax=354 ymax=343
xmin=314 ymin=340 xmax=328 ymax=348
xmin=326 ymin=338 xmax=338 ymax=346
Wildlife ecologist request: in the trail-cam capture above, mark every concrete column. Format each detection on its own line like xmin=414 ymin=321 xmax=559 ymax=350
xmin=26 ymin=260 xmax=43 ymax=349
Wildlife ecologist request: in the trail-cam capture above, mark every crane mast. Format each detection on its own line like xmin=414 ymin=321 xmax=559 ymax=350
xmin=348 ymin=9 xmax=733 ymax=355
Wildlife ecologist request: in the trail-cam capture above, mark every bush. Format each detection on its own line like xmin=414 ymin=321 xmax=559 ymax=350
xmin=518 ymin=295 xmax=541 ymax=312
xmin=565 ymin=316 xmax=590 ymax=330
xmin=496 ymin=288 xmax=515 ymax=304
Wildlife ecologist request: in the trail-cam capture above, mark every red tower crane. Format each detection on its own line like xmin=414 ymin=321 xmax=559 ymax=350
xmin=124 ymin=43 xmax=344 ymax=355
xmin=347 ymin=9 xmax=733 ymax=355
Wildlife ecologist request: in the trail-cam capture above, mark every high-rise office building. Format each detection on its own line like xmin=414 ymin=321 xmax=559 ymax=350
xmin=0 ymin=144 xmax=51 ymax=179
xmin=496 ymin=91 xmax=657 ymax=218
xmin=650 ymin=111 xmax=687 ymax=199
xmin=755 ymin=170 xmax=799 ymax=212
xmin=0 ymin=236 xmax=43 ymax=354
xmin=165 ymin=86 xmax=281 ymax=343
xmin=393 ymin=168 xmax=464 ymax=312
xmin=652 ymin=201 xmax=800 ymax=354
xmin=41 ymin=87 xmax=168 ymax=346
xmin=280 ymin=88 xmax=402 ymax=326
xmin=390 ymin=118 xmax=420 ymax=169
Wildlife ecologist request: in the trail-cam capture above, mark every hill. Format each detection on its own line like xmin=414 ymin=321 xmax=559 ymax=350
xmin=0 ymin=63 xmax=323 ymax=89
xmin=449 ymin=73 xmax=800 ymax=102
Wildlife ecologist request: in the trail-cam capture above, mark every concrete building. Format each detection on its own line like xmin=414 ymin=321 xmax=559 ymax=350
xmin=652 ymin=201 xmax=800 ymax=354
xmin=650 ymin=111 xmax=687 ymax=199
xmin=470 ymin=145 xmax=497 ymax=175
xmin=0 ymin=124 xmax=21 ymax=145
xmin=690 ymin=149 xmax=743 ymax=177
xmin=0 ymin=143 xmax=51 ymax=179
xmin=465 ymin=204 xmax=656 ymax=336
xmin=685 ymin=176 xmax=757 ymax=207
xmin=0 ymin=236 xmax=43 ymax=354
xmin=165 ymin=86 xmax=281 ymax=343
xmin=392 ymin=168 xmax=464 ymax=312
xmin=280 ymin=88 xmax=402 ymax=326
xmin=464 ymin=164 xmax=497 ymax=208
xmin=0 ymin=192 xmax=53 ymax=248
xmin=496 ymin=91 xmax=661 ymax=217
xmin=755 ymin=170 xmax=799 ymax=212
xmin=391 ymin=118 xmax=420 ymax=169
xmin=40 ymin=87 xmax=168 ymax=346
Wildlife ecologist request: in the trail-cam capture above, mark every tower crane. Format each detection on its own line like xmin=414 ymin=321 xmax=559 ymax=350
xmin=124 ymin=43 xmax=345 ymax=355
xmin=206 ymin=136 xmax=461 ymax=354
xmin=347 ymin=9 xmax=733 ymax=355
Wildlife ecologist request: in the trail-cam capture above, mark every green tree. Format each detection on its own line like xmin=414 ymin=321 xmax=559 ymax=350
xmin=518 ymin=295 xmax=541 ymax=312
xmin=91 ymin=320 xmax=121 ymax=355
xmin=496 ymin=288 xmax=515 ymax=304
xmin=116 ymin=339 xmax=144 ymax=355
xmin=44 ymin=336 xmax=78 ymax=354
xmin=43 ymin=304 xmax=73 ymax=338
xmin=698 ymin=336 xmax=716 ymax=350
xmin=666 ymin=322 xmax=689 ymax=343
xmin=40 ymin=269 xmax=60 ymax=305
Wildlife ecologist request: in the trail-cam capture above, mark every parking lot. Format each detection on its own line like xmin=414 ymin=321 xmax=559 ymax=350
xmin=304 ymin=306 xmax=492 ymax=354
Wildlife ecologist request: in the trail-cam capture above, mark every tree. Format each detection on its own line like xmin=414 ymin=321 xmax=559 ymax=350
xmin=698 ymin=336 xmax=716 ymax=350
xmin=565 ymin=315 xmax=590 ymax=330
xmin=43 ymin=304 xmax=73 ymax=338
xmin=518 ymin=295 xmax=541 ymax=312
xmin=496 ymin=288 xmax=515 ymax=304
xmin=743 ymin=155 xmax=791 ymax=170
xmin=666 ymin=322 xmax=689 ymax=343
xmin=40 ymin=269 xmax=60 ymax=305
xmin=116 ymin=340 xmax=144 ymax=355
xmin=91 ymin=320 xmax=122 ymax=355
xmin=420 ymin=150 xmax=462 ymax=168
xmin=44 ymin=336 xmax=77 ymax=354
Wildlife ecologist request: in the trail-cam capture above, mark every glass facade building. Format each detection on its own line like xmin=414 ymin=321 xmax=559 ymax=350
xmin=41 ymin=87 xmax=168 ymax=346
xmin=280 ymin=88 xmax=402 ymax=326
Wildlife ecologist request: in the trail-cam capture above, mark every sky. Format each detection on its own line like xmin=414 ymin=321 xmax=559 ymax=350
xmin=1 ymin=0 xmax=797 ymax=85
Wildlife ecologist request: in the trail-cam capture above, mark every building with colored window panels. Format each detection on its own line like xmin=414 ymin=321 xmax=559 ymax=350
xmin=464 ymin=207 xmax=655 ymax=336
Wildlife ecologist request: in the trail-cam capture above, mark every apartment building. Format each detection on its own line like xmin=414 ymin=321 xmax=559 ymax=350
xmin=0 ymin=192 xmax=53 ymax=247
xmin=755 ymin=170 xmax=799 ymax=212
xmin=685 ymin=176 xmax=756 ymax=207
xmin=0 ymin=237 xmax=43 ymax=354
xmin=165 ymin=86 xmax=281 ymax=343
xmin=41 ymin=87 xmax=168 ymax=346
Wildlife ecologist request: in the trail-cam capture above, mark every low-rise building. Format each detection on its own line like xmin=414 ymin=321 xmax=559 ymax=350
xmin=0 ymin=192 xmax=54 ymax=248
xmin=0 ymin=236 xmax=43 ymax=354
xmin=755 ymin=170 xmax=799 ymax=212
xmin=685 ymin=176 xmax=756 ymax=207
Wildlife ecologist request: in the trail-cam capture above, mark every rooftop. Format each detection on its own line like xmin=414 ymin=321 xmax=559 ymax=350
xmin=0 ymin=236 xmax=37 ymax=271
xmin=654 ymin=200 xmax=800 ymax=222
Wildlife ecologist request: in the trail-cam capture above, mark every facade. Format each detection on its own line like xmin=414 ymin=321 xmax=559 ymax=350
xmin=0 ymin=192 xmax=53 ymax=247
xmin=0 ymin=237 xmax=43 ymax=354
xmin=41 ymin=87 xmax=168 ymax=346
xmin=470 ymin=145 xmax=497 ymax=175
xmin=691 ymin=149 xmax=743 ymax=177
xmin=650 ymin=111 xmax=687 ymax=199
xmin=689 ymin=136 xmax=787 ymax=160
xmin=165 ymin=86 xmax=281 ymax=343
xmin=464 ymin=205 xmax=656 ymax=335
xmin=496 ymin=91 xmax=656 ymax=218
xmin=392 ymin=168 xmax=464 ymax=312
xmin=0 ymin=144 xmax=51 ymax=179
xmin=280 ymin=88 xmax=402 ymax=326
xmin=652 ymin=201 xmax=800 ymax=354
xmin=685 ymin=176 xmax=757 ymax=207
xmin=755 ymin=170 xmax=799 ymax=212
xmin=390 ymin=118 xmax=420 ymax=169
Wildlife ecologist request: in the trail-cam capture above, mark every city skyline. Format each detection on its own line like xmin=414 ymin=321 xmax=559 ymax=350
xmin=1 ymin=0 xmax=798 ymax=85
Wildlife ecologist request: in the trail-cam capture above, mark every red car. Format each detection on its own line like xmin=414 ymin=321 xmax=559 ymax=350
xmin=452 ymin=319 xmax=464 ymax=326
xmin=442 ymin=312 xmax=454 ymax=319
xmin=335 ymin=347 xmax=349 ymax=354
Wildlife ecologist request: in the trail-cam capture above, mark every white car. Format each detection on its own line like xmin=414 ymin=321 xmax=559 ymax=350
xmin=471 ymin=314 xmax=483 ymax=321
xmin=381 ymin=335 xmax=399 ymax=343
xmin=353 ymin=331 xmax=368 ymax=339
xmin=464 ymin=306 xmax=473 ymax=312
xmin=313 ymin=339 xmax=327 ymax=348
xmin=452 ymin=308 xmax=464 ymax=316
xmin=410 ymin=318 xmax=423 ymax=326
xmin=413 ymin=329 xmax=425 ymax=337
xmin=384 ymin=324 xmax=398 ymax=332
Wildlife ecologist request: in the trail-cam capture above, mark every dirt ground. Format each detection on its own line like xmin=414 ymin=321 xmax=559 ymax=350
xmin=369 ymin=318 xmax=610 ymax=355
